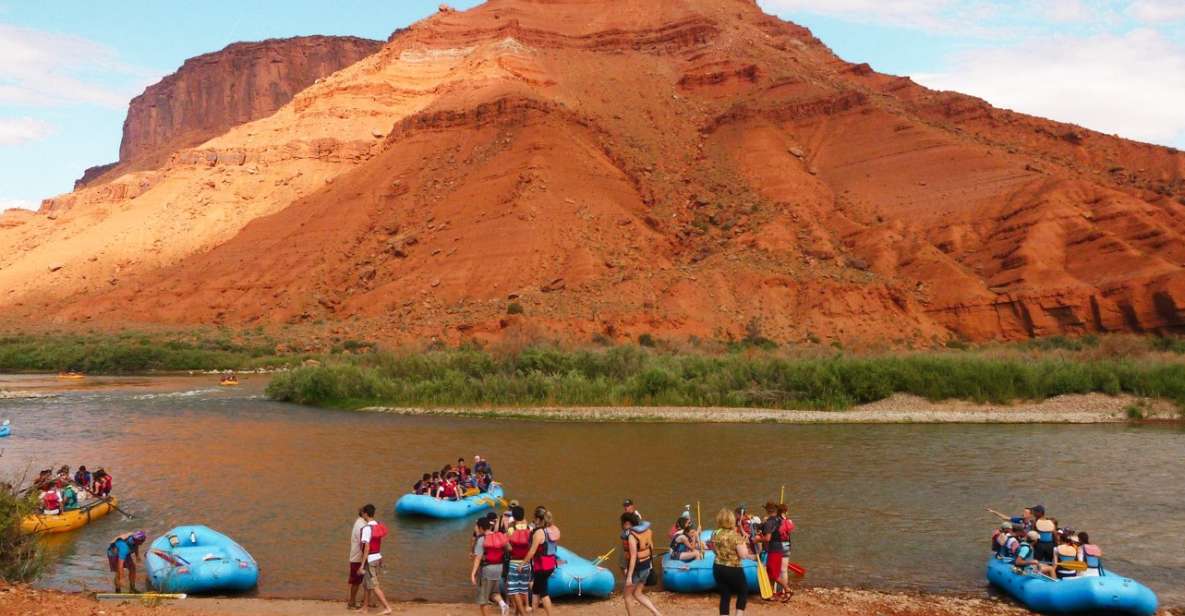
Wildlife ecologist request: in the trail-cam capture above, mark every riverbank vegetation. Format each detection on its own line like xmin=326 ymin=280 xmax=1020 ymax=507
xmin=0 ymin=329 xmax=324 ymax=374
xmin=0 ymin=484 xmax=47 ymax=583
xmin=265 ymin=340 xmax=1185 ymax=411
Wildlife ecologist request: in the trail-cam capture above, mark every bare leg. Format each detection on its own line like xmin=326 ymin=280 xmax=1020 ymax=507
xmin=370 ymin=587 xmax=392 ymax=615
xmin=632 ymin=584 xmax=662 ymax=616
xmin=348 ymin=582 xmax=360 ymax=608
xmin=623 ymin=583 xmax=635 ymax=616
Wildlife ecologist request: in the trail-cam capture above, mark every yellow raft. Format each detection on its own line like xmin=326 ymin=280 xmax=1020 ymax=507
xmin=20 ymin=498 xmax=118 ymax=535
xmin=219 ymin=380 xmax=240 ymax=387
xmin=57 ymin=372 xmax=86 ymax=380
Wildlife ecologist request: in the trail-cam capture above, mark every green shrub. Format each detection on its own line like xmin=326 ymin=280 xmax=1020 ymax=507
xmin=507 ymin=303 xmax=524 ymax=315
xmin=637 ymin=334 xmax=656 ymax=348
xmin=1 ymin=484 xmax=49 ymax=583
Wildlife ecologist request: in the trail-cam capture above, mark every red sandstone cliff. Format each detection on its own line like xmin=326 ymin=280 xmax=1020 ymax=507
xmin=8 ymin=0 xmax=1185 ymax=345
xmin=75 ymin=35 xmax=382 ymax=188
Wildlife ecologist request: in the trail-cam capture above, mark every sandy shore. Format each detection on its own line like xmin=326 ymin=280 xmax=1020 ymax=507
xmin=0 ymin=584 xmax=1094 ymax=616
xmin=363 ymin=393 xmax=1181 ymax=424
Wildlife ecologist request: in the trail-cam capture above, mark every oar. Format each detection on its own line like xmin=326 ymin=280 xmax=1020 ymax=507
xmin=591 ymin=548 xmax=615 ymax=567
xmin=780 ymin=485 xmax=785 ymax=505
xmin=96 ymin=592 xmax=187 ymax=601
xmin=788 ymin=562 xmax=807 ymax=577
xmin=1052 ymin=560 xmax=1089 ymax=572
xmin=97 ymin=495 xmax=134 ymax=520
xmin=696 ymin=500 xmax=702 ymax=529
xmin=755 ymin=551 xmax=774 ymax=599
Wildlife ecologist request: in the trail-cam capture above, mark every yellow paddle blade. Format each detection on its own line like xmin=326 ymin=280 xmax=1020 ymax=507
xmin=1055 ymin=560 xmax=1089 ymax=571
xmin=756 ymin=556 xmax=773 ymax=599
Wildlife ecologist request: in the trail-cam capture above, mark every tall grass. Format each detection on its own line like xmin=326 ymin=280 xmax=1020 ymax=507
xmin=0 ymin=483 xmax=48 ymax=583
xmin=0 ymin=331 xmax=319 ymax=374
xmin=265 ymin=346 xmax=1185 ymax=411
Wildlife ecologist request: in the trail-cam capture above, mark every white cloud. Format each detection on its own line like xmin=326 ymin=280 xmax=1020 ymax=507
xmin=915 ymin=28 xmax=1185 ymax=147
xmin=1129 ymin=0 xmax=1185 ymax=22
xmin=0 ymin=199 xmax=37 ymax=211
xmin=0 ymin=117 xmax=53 ymax=145
xmin=0 ymin=23 xmax=155 ymax=108
xmin=758 ymin=0 xmax=969 ymax=33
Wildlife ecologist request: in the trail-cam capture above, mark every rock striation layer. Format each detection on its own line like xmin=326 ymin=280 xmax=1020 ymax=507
xmin=7 ymin=0 xmax=1185 ymax=345
xmin=75 ymin=35 xmax=383 ymax=188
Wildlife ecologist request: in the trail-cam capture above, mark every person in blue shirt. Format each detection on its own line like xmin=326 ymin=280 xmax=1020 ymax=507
xmin=107 ymin=530 xmax=147 ymax=593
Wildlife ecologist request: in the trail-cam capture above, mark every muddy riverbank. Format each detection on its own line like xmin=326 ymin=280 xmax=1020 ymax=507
xmin=363 ymin=393 xmax=1181 ymax=423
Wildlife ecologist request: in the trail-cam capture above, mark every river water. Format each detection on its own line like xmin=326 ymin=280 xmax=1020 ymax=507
xmin=1 ymin=374 xmax=1182 ymax=605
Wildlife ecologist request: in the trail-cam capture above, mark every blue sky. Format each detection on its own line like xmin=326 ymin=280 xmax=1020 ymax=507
xmin=2 ymin=0 xmax=1184 ymax=209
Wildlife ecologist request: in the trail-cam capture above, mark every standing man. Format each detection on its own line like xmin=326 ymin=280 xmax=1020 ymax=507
xmin=760 ymin=502 xmax=791 ymax=601
xmin=348 ymin=506 xmax=367 ymax=609
xmin=359 ymin=505 xmax=393 ymax=615
xmin=108 ymin=530 xmax=147 ymax=593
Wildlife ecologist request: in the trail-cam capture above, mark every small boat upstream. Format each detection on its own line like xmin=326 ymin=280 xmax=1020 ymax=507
xmin=19 ymin=498 xmax=119 ymax=535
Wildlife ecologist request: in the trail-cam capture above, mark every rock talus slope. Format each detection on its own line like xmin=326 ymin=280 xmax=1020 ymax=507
xmin=3 ymin=0 xmax=1185 ymax=345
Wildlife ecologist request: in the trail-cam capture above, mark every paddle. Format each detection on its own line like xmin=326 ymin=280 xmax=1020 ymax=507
xmin=95 ymin=593 xmax=187 ymax=601
xmin=788 ymin=562 xmax=807 ymax=577
xmin=96 ymin=495 xmax=135 ymax=520
xmin=1052 ymin=560 xmax=1089 ymax=572
xmin=591 ymin=548 xmax=615 ymax=567
xmin=756 ymin=551 xmax=774 ymax=599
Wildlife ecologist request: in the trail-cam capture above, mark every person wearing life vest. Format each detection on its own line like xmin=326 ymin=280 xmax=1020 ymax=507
xmin=474 ymin=455 xmax=492 ymax=479
xmin=776 ymin=503 xmax=796 ymax=587
xmin=456 ymin=457 xmax=470 ymax=480
xmin=759 ymin=502 xmax=791 ymax=601
xmin=1075 ymin=531 xmax=1103 ymax=577
xmin=413 ymin=473 xmax=432 ymax=495
xmin=524 ymin=506 xmax=562 ymax=616
xmin=108 ymin=530 xmax=147 ymax=593
xmin=358 ymin=504 xmax=393 ymax=615
xmin=1014 ymin=530 xmax=1057 ymax=577
xmin=620 ymin=512 xmax=661 ymax=616
xmin=670 ymin=520 xmax=704 ymax=562
xmin=74 ymin=466 xmax=92 ymax=493
xmin=92 ymin=468 xmax=113 ymax=498
xmin=1053 ymin=530 xmax=1081 ymax=579
xmin=60 ymin=482 xmax=79 ymax=511
xmin=1031 ymin=506 xmax=1056 ymax=563
xmin=471 ymin=517 xmax=510 ymax=616
xmin=40 ymin=485 xmax=62 ymax=515
xmin=475 ymin=471 xmax=492 ymax=494
xmin=998 ymin=524 xmax=1022 ymax=559
xmin=991 ymin=521 xmax=1013 ymax=554
xmin=503 ymin=506 xmax=533 ymax=616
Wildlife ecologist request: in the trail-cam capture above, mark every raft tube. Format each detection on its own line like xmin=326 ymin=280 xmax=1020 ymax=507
xmin=986 ymin=557 xmax=1157 ymax=615
xmin=19 ymin=497 xmax=117 ymax=535
xmin=146 ymin=525 xmax=258 ymax=594
xmin=0 ymin=421 xmax=9 ymax=437
xmin=395 ymin=485 xmax=505 ymax=519
xmin=548 ymin=546 xmax=615 ymax=598
xmin=661 ymin=529 xmax=760 ymax=593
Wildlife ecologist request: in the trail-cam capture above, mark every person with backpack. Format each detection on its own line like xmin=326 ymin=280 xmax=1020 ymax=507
xmin=620 ymin=512 xmax=661 ymax=616
xmin=505 ymin=506 xmax=533 ymax=615
xmin=471 ymin=517 xmax=510 ymax=616
xmin=759 ymin=502 xmax=791 ymax=601
xmin=524 ymin=506 xmax=561 ymax=616
xmin=107 ymin=530 xmax=147 ymax=593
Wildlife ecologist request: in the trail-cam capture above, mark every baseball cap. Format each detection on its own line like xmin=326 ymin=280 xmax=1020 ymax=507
xmin=622 ymin=499 xmax=634 ymax=507
xmin=1031 ymin=505 xmax=1045 ymax=514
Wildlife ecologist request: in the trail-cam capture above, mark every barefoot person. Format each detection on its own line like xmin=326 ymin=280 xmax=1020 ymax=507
xmin=107 ymin=530 xmax=147 ymax=593
xmin=358 ymin=505 xmax=392 ymax=615
xmin=471 ymin=517 xmax=510 ymax=616
xmin=620 ymin=512 xmax=661 ymax=616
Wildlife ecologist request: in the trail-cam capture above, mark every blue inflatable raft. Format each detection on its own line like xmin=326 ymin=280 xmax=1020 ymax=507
xmin=0 ymin=420 xmax=10 ymax=438
xmin=548 ymin=546 xmax=615 ymax=598
xmin=662 ymin=529 xmax=760 ymax=593
xmin=986 ymin=557 xmax=1157 ymax=615
xmin=395 ymin=485 xmax=505 ymax=519
xmin=146 ymin=526 xmax=259 ymax=594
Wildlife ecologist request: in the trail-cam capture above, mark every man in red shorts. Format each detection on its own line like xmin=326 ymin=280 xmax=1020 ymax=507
xmin=348 ymin=506 xmax=367 ymax=609
xmin=760 ymin=502 xmax=791 ymax=601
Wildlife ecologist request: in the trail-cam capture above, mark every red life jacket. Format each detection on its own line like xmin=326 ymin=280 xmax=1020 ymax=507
xmin=509 ymin=524 xmax=532 ymax=560
xmin=779 ymin=517 xmax=795 ymax=541
xmin=482 ymin=531 xmax=508 ymax=565
xmin=442 ymin=481 xmax=457 ymax=499
xmin=43 ymin=490 xmax=61 ymax=510
xmin=367 ymin=522 xmax=387 ymax=557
